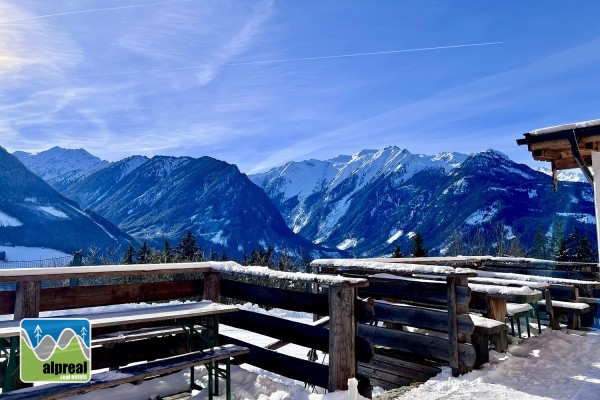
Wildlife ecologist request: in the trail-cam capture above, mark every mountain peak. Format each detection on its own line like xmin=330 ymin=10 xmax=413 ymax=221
xmin=13 ymin=147 xmax=110 ymax=192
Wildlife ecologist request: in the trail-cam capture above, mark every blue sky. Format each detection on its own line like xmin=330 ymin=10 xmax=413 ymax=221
xmin=1 ymin=1 xmax=600 ymax=173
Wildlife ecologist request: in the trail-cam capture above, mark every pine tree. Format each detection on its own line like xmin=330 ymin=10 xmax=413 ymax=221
xmin=162 ymin=240 xmax=173 ymax=263
xmin=446 ymin=230 xmax=464 ymax=256
xmin=137 ymin=241 xmax=151 ymax=264
xmin=549 ymin=220 xmax=564 ymax=260
xmin=529 ymin=224 xmax=548 ymax=259
xmin=471 ymin=230 xmax=488 ymax=256
xmin=176 ymin=231 xmax=201 ymax=261
xmin=122 ymin=243 xmax=135 ymax=264
xmin=577 ymin=230 xmax=595 ymax=262
xmin=392 ymin=244 xmax=404 ymax=258
xmin=411 ymin=233 xmax=429 ymax=257
xmin=491 ymin=221 xmax=508 ymax=257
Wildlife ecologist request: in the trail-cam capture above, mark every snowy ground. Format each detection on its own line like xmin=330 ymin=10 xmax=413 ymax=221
xmin=0 ymin=245 xmax=72 ymax=262
xmin=3 ymin=302 xmax=600 ymax=399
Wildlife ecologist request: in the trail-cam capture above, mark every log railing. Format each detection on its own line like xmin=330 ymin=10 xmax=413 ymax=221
xmin=0 ymin=262 xmax=369 ymax=395
xmin=311 ymin=259 xmax=477 ymax=378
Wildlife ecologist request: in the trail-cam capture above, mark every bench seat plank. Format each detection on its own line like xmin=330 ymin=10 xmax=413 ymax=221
xmin=506 ymin=303 xmax=533 ymax=317
xmin=92 ymin=325 xmax=204 ymax=347
xmin=1 ymin=344 xmax=249 ymax=400
xmin=537 ymin=300 xmax=590 ymax=313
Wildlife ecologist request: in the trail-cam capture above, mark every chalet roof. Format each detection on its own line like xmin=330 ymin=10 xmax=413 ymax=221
xmin=517 ymin=118 xmax=600 ymax=187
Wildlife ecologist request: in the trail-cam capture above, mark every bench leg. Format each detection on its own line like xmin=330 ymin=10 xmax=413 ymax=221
xmin=2 ymin=337 xmax=21 ymax=393
xmin=572 ymin=314 xmax=581 ymax=330
xmin=205 ymin=359 xmax=233 ymax=400
xmin=525 ymin=315 xmax=531 ymax=337
xmin=471 ymin=332 xmax=489 ymax=365
xmin=516 ymin=318 xmax=522 ymax=338
xmin=509 ymin=318 xmax=515 ymax=336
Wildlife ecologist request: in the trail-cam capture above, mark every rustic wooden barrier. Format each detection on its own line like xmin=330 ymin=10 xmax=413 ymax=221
xmin=311 ymin=259 xmax=477 ymax=388
xmin=0 ymin=262 xmax=370 ymax=396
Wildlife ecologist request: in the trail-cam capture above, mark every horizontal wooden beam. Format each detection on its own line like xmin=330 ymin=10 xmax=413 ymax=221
xmin=0 ymin=280 xmax=204 ymax=314
xmin=358 ymin=278 xmax=471 ymax=306
xmin=220 ymin=335 xmax=329 ymax=390
xmin=373 ymin=301 xmax=474 ymax=335
xmin=358 ymin=324 xmax=476 ymax=367
xmin=220 ymin=310 xmax=373 ymax=363
xmin=0 ymin=263 xmax=212 ymax=282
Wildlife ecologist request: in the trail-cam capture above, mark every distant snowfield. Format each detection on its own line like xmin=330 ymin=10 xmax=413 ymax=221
xmin=39 ymin=206 xmax=68 ymax=218
xmin=0 ymin=210 xmax=22 ymax=227
xmin=0 ymin=245 xmax=71 ymax=261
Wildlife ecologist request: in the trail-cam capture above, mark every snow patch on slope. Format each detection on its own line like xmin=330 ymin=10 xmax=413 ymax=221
xmin=39 ymin=206 xmax=68 ymax=218
xmin=0 ymin=210 xmax=22 ymax=227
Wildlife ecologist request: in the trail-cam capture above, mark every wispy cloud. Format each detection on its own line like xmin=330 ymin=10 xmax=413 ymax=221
xmin=246 ymin=37 xmax=600 ymax=172
xmin=113 ymin=0 xmax=274 ymax=88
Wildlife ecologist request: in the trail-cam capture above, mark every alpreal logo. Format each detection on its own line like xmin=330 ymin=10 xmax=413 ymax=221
xmin=20 ymin=318 xmax=91 ymax=383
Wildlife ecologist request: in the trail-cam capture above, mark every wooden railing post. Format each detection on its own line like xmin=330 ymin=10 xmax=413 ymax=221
xmin=446 ymin=276 xmax=460 ymax=377
xmin=9 ymin=281 xmax=40 ymax=390
xmin=14 ymin=281 xmax=40 ymax=320
xmin=202 ymin=271 xmax=222 ymax=347
xmin=203 ymin=271 xmax=221 ymax=302
xmin=447 ymin=275 xmax=472 ymax=376
xmin=328 ymin=284 xmax=356 ymax=392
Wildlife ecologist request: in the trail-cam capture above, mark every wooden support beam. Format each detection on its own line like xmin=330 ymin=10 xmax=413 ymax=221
xmin=14 ymin=281 xmax=40 ymax=320
xmin=328 ymin=285 xmax=357 ymax=392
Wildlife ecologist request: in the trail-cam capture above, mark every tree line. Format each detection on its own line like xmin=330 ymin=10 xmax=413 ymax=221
xmin=120 ymin=231 xmax=311 ymax=272
xmin=395 ymin=221 xmax=596 ymax=262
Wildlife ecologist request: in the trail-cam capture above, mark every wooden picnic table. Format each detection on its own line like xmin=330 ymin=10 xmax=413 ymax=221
xmin=0 ymin=301 xmax=238 ymax=339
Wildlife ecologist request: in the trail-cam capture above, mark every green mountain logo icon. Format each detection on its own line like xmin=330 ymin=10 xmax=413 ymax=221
xmin=20 ymin=318 xmax=91 ymax=383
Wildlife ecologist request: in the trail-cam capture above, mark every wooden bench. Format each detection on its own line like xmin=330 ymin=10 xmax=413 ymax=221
xmin=537 ymin=300 xmax=590 ymax=329
xmin=470 ymin=314 xmax=507 ymax=365
xmin=1 ymin=344 xmax=249 ymax=400
xmin=506 ymin=303 xmax=534 ymax=337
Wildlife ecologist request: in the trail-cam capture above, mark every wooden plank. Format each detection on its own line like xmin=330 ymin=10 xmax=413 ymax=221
xmin=361 ymin=353 xmax=440 ymax=382
xmin=358 ymin=365 xmax=413 ymax=389
xmin=372 ymin=301 xmax=474 ymax=335
xmin=36 ymin=280 xmax=203 ymax=312
xmin=357 ymin=324 xmax=476 ymax=367
xmin=549 ymin=284 xmax=578 ymax=301
xmin=3 ymin=345 xmax=249 ymax=400
xmin=328 ymin=285 xmax=356 ymax=392
xmin=0 ymin=263 xmax=212 ymax=282
xmin=221 ymin=279 xmax=329 ymax=315
xmin=220 ymin=310 xmax=372 ymax=363
xmin=92 ymin=325 xmax=196 ymax=347
xmin=0 ymin=290 xmax=15 ymax=314
xmin=220 ymin=335 xmax=329 ymax=390
xmin=0 ymin=302 xmax=237 ymax=339
xmin=358 ymin=278 xmax=471 ymax=306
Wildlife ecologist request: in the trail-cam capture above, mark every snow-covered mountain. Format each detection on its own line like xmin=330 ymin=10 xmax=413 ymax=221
xmin=13 ymin=147 xmax=110 ymax=192
xmin=0 ymin=146 xmax=132 ymax=253
xmin=13 ymin=145 xmax=595 ymax=258
xmin=537 ymin=167 xmax=586 ymax=183
xmin=61 ymin=155 xmax=346 ymax=259
xmin=250 ymin=146 xmax=469 ymax=237
xmin=250 ymin=147 xmax=595 ymax=257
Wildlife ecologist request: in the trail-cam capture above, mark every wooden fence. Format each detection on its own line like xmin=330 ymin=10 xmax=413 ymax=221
xmin=0 ymin=262 xmax=370 ymax=396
